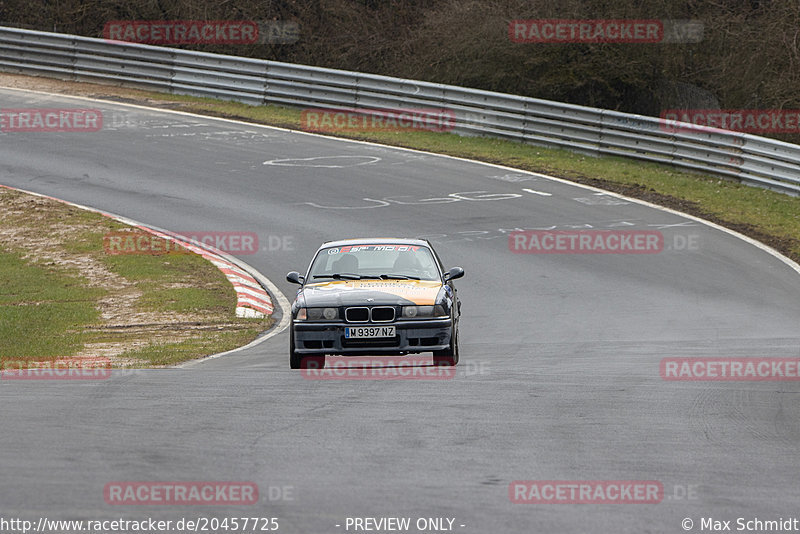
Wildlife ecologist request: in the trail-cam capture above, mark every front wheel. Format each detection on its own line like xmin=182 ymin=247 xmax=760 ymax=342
xmin=289 ymin=331 xmax=301 ymax=369
xmin=432 ymin=323 xmax=459 ymax=366
xmin=290 ymin=331 xmax=326 ymax=369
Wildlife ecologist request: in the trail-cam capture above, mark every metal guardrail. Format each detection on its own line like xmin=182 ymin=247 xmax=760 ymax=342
xmin=1 ymin=26 xmax=799 ymax=195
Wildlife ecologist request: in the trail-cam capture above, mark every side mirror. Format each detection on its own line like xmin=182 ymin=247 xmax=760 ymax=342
xmin=444 ymin=266 xmax=464 ymax=281
xmin=286 ymin=271 xmax=304 ymax=284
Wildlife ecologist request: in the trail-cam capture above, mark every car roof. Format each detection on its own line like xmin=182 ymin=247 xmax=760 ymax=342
xmin=319 ymin=238 xmax=432 ymax=248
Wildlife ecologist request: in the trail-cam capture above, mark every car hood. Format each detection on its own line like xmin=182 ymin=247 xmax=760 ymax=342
xmin=300 ymin=279 xmax=443 ymax=307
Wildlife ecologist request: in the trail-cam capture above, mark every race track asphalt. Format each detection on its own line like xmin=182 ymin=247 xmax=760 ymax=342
xmin=1 ymin=88 xmax=799 ymax=533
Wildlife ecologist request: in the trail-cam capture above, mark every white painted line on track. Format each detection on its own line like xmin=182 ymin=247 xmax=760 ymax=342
xmin=263 ymin=155 xmax=381 ymax=167
xmin=522 ymin=188 xmax=553 ymax=196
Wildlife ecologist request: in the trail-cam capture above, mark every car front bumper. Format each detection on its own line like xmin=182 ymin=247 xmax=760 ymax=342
xmin=292 ymin=318 xmax=453 ymax=355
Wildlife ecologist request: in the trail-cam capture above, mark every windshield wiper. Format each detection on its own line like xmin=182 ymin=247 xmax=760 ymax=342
xmin=379 ymin=274 xmax=420 ymax=280
xmin=313 ymin=273 xmax=361 ymax=280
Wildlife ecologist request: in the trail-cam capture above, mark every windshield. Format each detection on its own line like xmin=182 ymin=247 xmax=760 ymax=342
xmin=308 ymin=243 xmax=440 ymax=282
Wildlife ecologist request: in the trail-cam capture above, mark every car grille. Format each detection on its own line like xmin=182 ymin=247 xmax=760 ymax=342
xmin=345 ymin=307 xmax=369 ymax=322
xmin=370 ymin=306 xmax=395 ymax=322
xmin=344 ymin=306 xmax=396 ymax=323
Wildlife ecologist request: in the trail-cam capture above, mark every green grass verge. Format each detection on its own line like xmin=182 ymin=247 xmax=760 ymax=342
xmin=127 ymin=90 xmax=800 ymax=263
xmin=0 ymin=188 xmax=272 ymax=367
xmin=0 ymin=251 xmax=103 ymax=359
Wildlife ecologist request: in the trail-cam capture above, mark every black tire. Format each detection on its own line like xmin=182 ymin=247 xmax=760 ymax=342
xmin=289 ymin=330 xmax=302 ymax=369
xmin=290 ymin=333 xmax=326 ymax=369
xmin=432 ymin=322 xmax=459 ymax=366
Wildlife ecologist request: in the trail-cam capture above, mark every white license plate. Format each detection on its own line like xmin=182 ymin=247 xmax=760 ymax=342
xmin=345 ymin=326 xmax=396 ymax=339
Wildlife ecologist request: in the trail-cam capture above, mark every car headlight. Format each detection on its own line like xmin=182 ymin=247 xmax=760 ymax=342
xmin=296 ymin=308 xmax=307 ymax=321
xmin=305 ymin=307 xmax=339 ymax=321
xmin=402 ymin=306 xmax=418 ymax=318
xmin=402 ymin=305 xmax=441 ymax=318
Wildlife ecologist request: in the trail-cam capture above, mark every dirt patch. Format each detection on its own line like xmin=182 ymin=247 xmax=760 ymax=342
xmin=0 ymin=73 xmax=187 ymax=108
xmin=0 ymin=188 xmax=252 ymax=367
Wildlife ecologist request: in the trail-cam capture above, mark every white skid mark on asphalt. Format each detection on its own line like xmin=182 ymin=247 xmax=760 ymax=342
xmin=522 ymin=188 xmax=552 ymax=196
xmin=648 ymin=221 xmax=698 ymax=230
xmin=303 ymin=198 xmax=391 ymax=209
xmin=263 ymin=155 xmax=381 ymax=168
xmin=303 ymin=191 xmax=521 ymax=209
xmin=489 ymin=174 xmax=534 ymax=182
xmin=573 ymin=196 xmax=629 ymax=205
